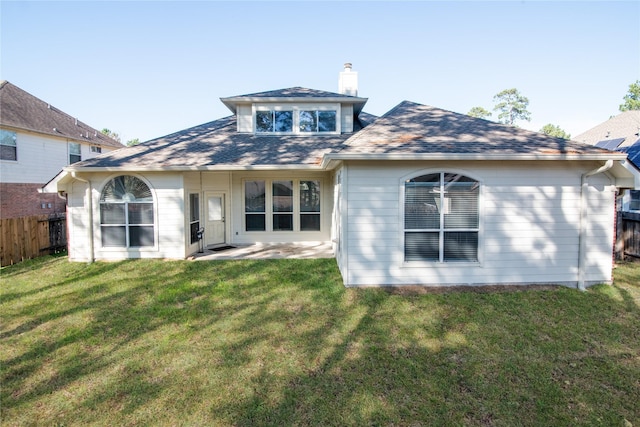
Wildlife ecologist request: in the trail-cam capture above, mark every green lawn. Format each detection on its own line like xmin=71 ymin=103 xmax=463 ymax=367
xmin=1 ymin=255 xmax=639 ymax=426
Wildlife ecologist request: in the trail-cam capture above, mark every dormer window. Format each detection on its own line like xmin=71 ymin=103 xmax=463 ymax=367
xmin=299 ymin=110 xmax=336 ymax=132
xmin=254 ymin=106 xmax=339 ymax=134
xmin=256 ymin=110 xmax=293 ymax=133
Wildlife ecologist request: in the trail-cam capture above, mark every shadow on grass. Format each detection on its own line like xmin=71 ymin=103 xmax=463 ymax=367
xmin=1 ymin=257 xmax=639 ymax=426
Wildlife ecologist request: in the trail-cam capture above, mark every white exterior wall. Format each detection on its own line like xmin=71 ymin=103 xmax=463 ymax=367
xmin=341 ymin=104 xmax=353 ymax=133
xmin=0 ymin=129 xmax=118 ymax=184
xmin=229 ymin=170 xmax=333 ymax=244
xmin=236 ymin=105 xmax=252 ymax=132
xmin=341 ymin=161 xmax=616 ymax=288
xmin=66 ymin=172 xmax=186 ymax=262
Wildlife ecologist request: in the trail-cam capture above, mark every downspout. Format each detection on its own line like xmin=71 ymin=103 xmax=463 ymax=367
xmin=71 ymin=172 xmax=95 ymax=263
xmin=578 ymin=160 xmax=613 ymax=290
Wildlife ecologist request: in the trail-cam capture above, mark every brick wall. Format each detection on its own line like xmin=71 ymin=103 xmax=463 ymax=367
xmin=0 ymin=183 xmax=66 ymax=219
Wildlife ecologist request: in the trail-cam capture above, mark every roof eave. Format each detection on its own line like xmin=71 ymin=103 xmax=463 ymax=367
xmin=220 ymin=96 xmax=368 ymax=114
xmin=61 ymin=164 xmax=325 ymax=173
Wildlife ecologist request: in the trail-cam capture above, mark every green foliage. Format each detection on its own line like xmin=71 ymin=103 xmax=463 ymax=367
xmin=126 ymin=138 xmax=141 ymax=146
xmin=493 ymin=88 xmax=532 ymax=126
xmin=619 ymin=80 xmax=640 ymax=111
xmin=467 ymin=106 xmax=492 ymax=119
xmin=2 ymin=257 xmax=639 ymax=426
xmin=540 ymin=123 xmax=571 ymax=139
xmin=101 ymin=128 xmax=121 ymax=143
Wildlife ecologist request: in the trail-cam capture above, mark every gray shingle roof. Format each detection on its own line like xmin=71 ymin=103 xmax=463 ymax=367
xmin=0 ymin=81 xmax=123 ymax=148
xmin=573 ymin=111 xmax=640 ymax=148
xmin=75 ymin=115 xmax=355 ymax=168
xmin=338 ymin=101 xmax=616 ymax=156
xmin=223 ymin=87 xmax=364 ymax=99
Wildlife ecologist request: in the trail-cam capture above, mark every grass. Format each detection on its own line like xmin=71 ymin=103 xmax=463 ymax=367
xmin=1 ymin=255 xmax=639 ymax=427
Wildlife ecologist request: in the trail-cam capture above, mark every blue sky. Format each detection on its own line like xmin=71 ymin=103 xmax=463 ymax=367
xmin=2 ymin=1 xmax=639 ymax=143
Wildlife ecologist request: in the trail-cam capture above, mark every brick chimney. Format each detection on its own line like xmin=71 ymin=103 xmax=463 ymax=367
xmin=338 ymin=63 xmax=358 ymax=96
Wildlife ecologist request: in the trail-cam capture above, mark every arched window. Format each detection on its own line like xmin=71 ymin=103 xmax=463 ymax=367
xmin=404 ymin=172 xmax=479 ymax=262
xmin=100 ymin=176 xmax=155 ymax=247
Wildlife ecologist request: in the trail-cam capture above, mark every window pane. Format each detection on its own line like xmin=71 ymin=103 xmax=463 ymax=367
xmin=274 ymin=111 xmax=293 ymax=132
xmin=101 ymin=176 xmax=152 ymax=202
xmin=300 ymin=180 xmax=320 ymax=212
xmin=102 ymin=226 xmax=126 ymax=247
xmin=0 ymin=145 xmax=17 ymax=161
xmin=100 ymin=204 xmax=125 ymax=224
xmin=318 ymin=111 xmax=337 ymax=132
xmin=444 ymin=176 xmax=479 ymax=229
xmin=246 ymin=214 xmax=265 ymax=231
xmin=190 ymin=222 xmax=200 ymax=244
xmin=273 ymin=180 xmax=293 ymax=212
xmin=129 ymin=203 xmax=154 ymax=224
xmin=405 ymin=182 xmax=440 ymax=229
xmin=0 ymin=130 xmax=17 ymax=147
xmin=300 ymin=214 xmax=320 ymax=231
xmin=130 ymin=226 xmax=155 ymax=247
xmin=208 ymin=196 xmax=222 ymax=221
xmin=256 ymin=111 xmax=273 ymax=132
xmin=245 ymin=181 xmax=265 ymax=212
xmin=70 ymin=154 xmax=81 ymax=164
xmin=405 ymin=232 xmax=439 ymax=261
xmin=444 ymin=232 xmax=478 ymax=262
xmin=69 ymin=142 xmax=81 ymax=155
xmin=273 ymin=214 xmax=293 ymax=231
xmin=299 ymin=110 xmax=317 ymax=132
xmin=190 ymin=194 xmax=199 ymax=222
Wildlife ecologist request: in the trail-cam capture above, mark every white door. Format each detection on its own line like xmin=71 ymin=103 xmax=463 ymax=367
xmin=205 ymin=192 xmax=226 ymax=247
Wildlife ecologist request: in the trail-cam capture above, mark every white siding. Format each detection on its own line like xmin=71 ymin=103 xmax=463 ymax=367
xmin=342 ymin=161 xmax=616 ymax=288
xmin=0 ymin=129 xmax=118 ymax=184
xmin=341 ymin=104 xmax=353 ymax=133
xmin=237 ymin=104 xmax=252 ymax=132
xmin=66 ymin=172 xmax=186 ymax=262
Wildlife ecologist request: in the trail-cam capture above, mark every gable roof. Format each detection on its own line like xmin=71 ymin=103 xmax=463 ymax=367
xmin=325 ymin=101 xmax=623 ymax=163
xmin=573 ymin=110 xmax=640 ymax=149
xmin=0 ymin=81 xmax=123 ymax=148
xmin=220 ymin=86 xmax=368 ymax=114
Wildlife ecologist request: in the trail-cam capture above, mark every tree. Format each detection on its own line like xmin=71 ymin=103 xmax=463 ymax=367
xmin=101 ymin=128 xmax=121 ymax=143
xmin=126 ymin=138 xmax=141 ymax=147
xmin=619 ymin=80 xmax=640 ymax=111
xmin=492 ymin=88 xmax=531 ymax=126
xmin=467 ymin=106 xmax=492 ymax=119
xmin=540 ymin=124 xmax=570 ymax=139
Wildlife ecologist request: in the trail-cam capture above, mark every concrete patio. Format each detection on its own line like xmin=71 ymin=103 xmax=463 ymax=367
xmin=190 ymin=241 xmax=334 ymax=260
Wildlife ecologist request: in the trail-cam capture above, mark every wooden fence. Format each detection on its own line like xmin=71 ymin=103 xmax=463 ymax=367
xmin=0 ymin=213 xmax=67 ymax=267
xmin=617 ymin=211 xmax=640 ymax=261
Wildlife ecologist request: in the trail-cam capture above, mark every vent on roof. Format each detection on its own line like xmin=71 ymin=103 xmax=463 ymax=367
xmin=595 ymin=137 xmax=625 ymax=150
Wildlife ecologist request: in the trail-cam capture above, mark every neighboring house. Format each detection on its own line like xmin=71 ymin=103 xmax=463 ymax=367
xmin=44 ymin=65 xmax=639 ymax=289
xmin=0 ymin=81 xmax=123 ymax=219
xmin=573 ymin=110 xmax=640 ymax=212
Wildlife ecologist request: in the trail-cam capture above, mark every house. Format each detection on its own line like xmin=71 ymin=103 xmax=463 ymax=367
xmin=43 ymin=64 xmax=639 ymax=289
xmin=0 ymin=81 xmax=123 ymax=219
xmin=573 ymin=110 xmax=640 ymax=212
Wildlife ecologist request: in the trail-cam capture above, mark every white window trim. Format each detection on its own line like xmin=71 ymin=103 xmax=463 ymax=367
xmin=252 ymin=103 xmax=341 ymax=135
xmin=0 ymin=129 xmax=18 ymax=162
xmin=97 ymin=174 xmax=159 ymax=253
xmin=399 ymin=169 xmax=483 ymax=267
xmin=242 ymin=178 xmax=322 ymax=233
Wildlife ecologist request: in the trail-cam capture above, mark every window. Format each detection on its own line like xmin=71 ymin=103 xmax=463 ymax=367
xmin=630 ymin=190 xmax=640 ymax=211
xmin=90 ymin=145 xmax=102 ymax=153
xmin=69 ymin=142 xmax=81 ymax=164
xmin=100 ymin=176 xmax=154 ymax=247
xmin=254 ymin=108 xmax=337 ymax=134
xmin=404 ymin=172 xmax=479 ymax=262
xmin=244 ymin=179 xmax=321 ymax=232
xmin=300 ymin=180 xmax=321 ymax=231
xmin=256 ymin=110 xmax=293 ymax=133
xmin=0 ymin=129 xmax=17 ymax=161
xmin=245 ymin=180 xmax=266 ymax=231
xmin=189 ymin=193 xmax=200 ymax=244
xmin=299 ymin=110 xmax=336 ymax=133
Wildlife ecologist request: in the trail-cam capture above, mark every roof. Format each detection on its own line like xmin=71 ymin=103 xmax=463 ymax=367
xmin=0 ymin=81 xmax=123 ymax=148
xmin=72 ymin=115 xmax=357 ymax=169
xmin=220 ymin=86 xmax=368 ymax=114
xmin=329 ymin=101 xmax=622 ymax=159
xmin=573 ymin=110 xmax=640 ymax=149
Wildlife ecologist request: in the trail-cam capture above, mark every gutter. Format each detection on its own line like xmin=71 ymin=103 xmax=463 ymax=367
xmin=577 ymin=160 xmax=614 ymax=291
xmin=71 ymin=172 xmax=95 ymax=263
